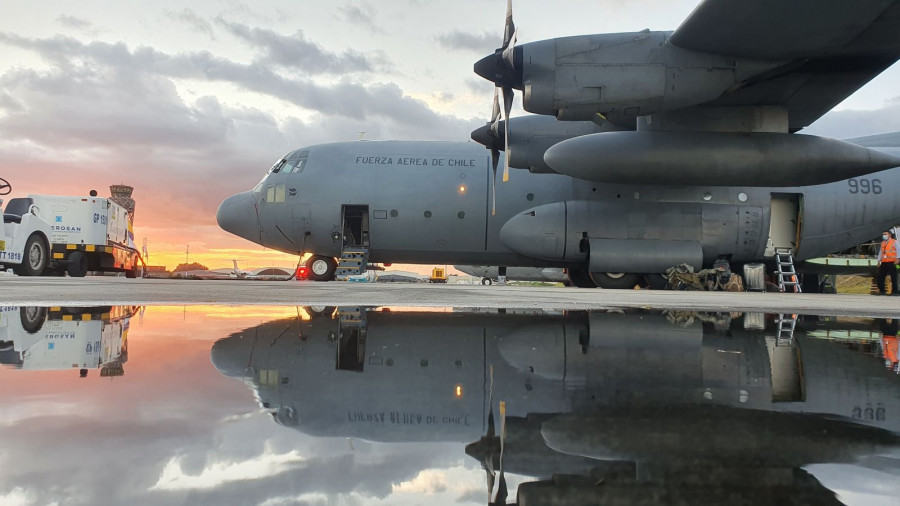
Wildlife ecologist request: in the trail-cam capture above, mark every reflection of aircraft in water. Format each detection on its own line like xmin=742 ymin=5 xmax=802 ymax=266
xmin=211 ymin=308 xmax=900 ymax=504
xmin=0 ymin=306 xmax=137 ymax=377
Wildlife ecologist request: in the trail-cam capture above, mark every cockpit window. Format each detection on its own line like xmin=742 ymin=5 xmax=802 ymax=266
xmin=282 ymin=150 xmax=310 ymax=174
xmin=269 ymin=158 xmax=286 ymax=174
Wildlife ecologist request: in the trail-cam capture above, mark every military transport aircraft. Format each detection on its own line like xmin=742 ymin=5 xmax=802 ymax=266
xmin=217 ymin=0 xmax=900 ymax=289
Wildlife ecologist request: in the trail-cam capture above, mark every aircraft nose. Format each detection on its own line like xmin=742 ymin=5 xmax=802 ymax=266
xmin=210 ymin=337 xmax=253 ymax=378
xmin=217 ymin=191 xmax=259 ymax=243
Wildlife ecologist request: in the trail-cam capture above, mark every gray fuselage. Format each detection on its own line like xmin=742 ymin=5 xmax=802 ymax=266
xmin=217 ymin=140 xmax=900 ymax=269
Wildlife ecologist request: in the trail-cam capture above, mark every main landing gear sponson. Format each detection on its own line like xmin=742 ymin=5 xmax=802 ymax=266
xmin=306 ymin=255 xmax=337 ymax=281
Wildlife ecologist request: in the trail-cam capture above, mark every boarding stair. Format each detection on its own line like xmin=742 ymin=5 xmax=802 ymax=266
xmin=336 ymin=307 xmax=367 ymax=372
xmin=775 ymin=249 xmax=802 ymax=293
xmin=775 ymin=314 xmax=798 ymax=346
xmin=334 ymin=247 xmax=368 ymax=280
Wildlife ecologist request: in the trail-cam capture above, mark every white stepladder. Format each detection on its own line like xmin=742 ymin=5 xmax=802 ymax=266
xmin=775 ymin=248 xmax=802 ymax=293
xmin=775 ymin=314 xmax=799 ymax=346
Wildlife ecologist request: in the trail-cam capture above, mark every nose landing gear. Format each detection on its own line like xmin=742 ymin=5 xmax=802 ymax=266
xmin=306 ymin=255 xmax=337 ymax=281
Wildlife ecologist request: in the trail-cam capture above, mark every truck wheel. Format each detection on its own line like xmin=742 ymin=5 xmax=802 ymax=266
xmin=125 ymin=266 xmax=137 ymax=278
xmin=590 ymin=272 xmax=640 ymax=289
xmin=67 ymin=250 xmax=88 ymax=277
xmin=307 ymin=255 xmax=336 ymax=281
xmin=13 ymin=234 xmax=49 ymax=276
xmin=20 ymin=306 xmax=47 ymax=333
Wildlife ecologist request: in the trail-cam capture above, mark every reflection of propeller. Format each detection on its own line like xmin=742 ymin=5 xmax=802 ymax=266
xmin=473 ymin=0 xmax=520 ymax=190
xmin=494 ymin=400 xmax=508 ymax=505
xmin=464 ymin=364 xmax=511 ymax=505
xmin=484 ymin=366 xmax=509 ymax=505
xmin=0 ymin=176 xmax=11 ymax=196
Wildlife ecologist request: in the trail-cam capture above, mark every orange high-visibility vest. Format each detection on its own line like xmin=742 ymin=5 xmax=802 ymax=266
xmin=884 ymin=336 xmax=899 ymax=364
xmin=882 ymin=239 xmax=898 ymax=263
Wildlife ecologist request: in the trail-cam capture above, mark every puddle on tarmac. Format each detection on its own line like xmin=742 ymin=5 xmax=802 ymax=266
xmin=2 ymin=305 xmax=899 ymax=505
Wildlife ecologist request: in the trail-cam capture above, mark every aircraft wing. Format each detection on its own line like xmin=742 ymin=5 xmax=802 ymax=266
xmin=669 ymin=0 xmax=900 ymax=131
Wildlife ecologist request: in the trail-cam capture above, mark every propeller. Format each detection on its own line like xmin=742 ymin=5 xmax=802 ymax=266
xmin=473 ymin=0 xmax=520 ymax=194
xmin=499 ymin=0 xmax=516 ymax=184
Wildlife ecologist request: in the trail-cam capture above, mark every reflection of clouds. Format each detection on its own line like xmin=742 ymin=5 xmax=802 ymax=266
xmin=392 ymin=468 xmax=449 ymax=495
xmin=807 ymin=463 xmax=900 ymax=506
xmin=0 ymin=311 xmax=491 ymax=506
xmin=150 ymin=448 xmax=307 ymax=491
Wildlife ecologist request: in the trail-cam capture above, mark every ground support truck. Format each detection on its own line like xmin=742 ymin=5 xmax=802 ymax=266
xmin=1 ymin=194 xmax=140 ymax=277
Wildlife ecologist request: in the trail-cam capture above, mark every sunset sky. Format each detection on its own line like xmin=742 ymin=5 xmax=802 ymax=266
xmin=2 ymin=0 xmax=900 ymax=271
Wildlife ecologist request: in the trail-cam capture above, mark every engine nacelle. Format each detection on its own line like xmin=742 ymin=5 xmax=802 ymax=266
xmin=520 ymin=32 xmax=778 ymax=122
xmin=471 ymin=116 xmax=624 ymax=173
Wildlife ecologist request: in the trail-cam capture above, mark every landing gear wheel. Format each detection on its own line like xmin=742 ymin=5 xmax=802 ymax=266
xmin=307 ymin=255 xmax=337 ymax=281
xmin=67 ymin=250 xmax=88 ymax=278
xmin=566 ymin=267 xmax=598 ymax=288
xmin=20 ymin=306 xmax=47 ymax=334
xmin=0 ymin=177 xmax=10 ymax=195
xmin=13 ymin=234 xmax=48 ymax=276
xmin=590 ymin=272 xmax=640 ymax=289
xmin=125 ymin=267 xmax=137 ymax=278
xmin=644 ymin=273 xmax=669 ymax=290
xmin=481 ymin=277 xmax=493 ymax=285
xmin=308 ymin=306 xmax=336 ymax=318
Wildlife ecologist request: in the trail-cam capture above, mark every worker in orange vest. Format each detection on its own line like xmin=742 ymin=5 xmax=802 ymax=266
xmin=876 ymin=230 xmax=899 ymax=295
xmin=880 ymin=319 xmax=899 ymax=370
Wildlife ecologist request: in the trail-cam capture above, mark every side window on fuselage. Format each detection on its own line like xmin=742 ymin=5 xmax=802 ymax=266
xmin=266 ymin=184 xmax=286 ymax=203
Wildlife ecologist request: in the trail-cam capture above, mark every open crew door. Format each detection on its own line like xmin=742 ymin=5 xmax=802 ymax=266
xmin=764 ymin=193 xmax=802 ymax=256
xmin=341 ymin=205 xmax=369 ymax=248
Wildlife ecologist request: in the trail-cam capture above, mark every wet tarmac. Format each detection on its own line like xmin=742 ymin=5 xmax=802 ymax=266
xmin=2 ymin=305 xmax=900 ymax=505
xmin=2 ymin=277 xmax=900 ymax=317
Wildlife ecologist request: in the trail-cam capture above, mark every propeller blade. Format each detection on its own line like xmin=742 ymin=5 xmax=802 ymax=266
xmin=491 ymin=149 xmax=499 ymax=216
xmin=490 ymin=88 xmax=501 ymax=139
xmin=502 ymin=86 xmax=513 ymax=182
xmin=503 ymin=0 xmax=516 ymax=50
xmin=502 ymin=28 xmax=517 ymax=69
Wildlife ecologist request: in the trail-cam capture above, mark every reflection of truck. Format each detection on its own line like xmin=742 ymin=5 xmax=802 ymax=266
xmin=1 ymin=194 xmax=140 ymax=277
xmin=0 ymin=306 xmax=137 ymax=376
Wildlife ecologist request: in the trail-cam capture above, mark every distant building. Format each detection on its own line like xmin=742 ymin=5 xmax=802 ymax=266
xmin=144 ymin=265 xmax=169 ymax=278
xmin=109 ymin=184 xmax=135 ymax=225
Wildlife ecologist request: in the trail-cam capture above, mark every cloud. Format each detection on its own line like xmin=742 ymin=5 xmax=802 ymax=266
xmin=216 ymin=19 xmax=389 ymax=73
xmin=804 ymin=97 xmax=900 ymax=139
xmin=0 ymin=31 xmax=480 ymax=245
xmin=437 ymin=30 xmax=498 ymax=53
xmin=338 ymin=3 xmax=386 ymax=35
xmin=56 ymin=14 xmax=96 ymax=33
xmin=164 ymin=9 xmax=216 ymax=40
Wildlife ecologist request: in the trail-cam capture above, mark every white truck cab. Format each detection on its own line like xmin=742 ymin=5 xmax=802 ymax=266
xmin=0 ymin=196 xmax=53 ymax=276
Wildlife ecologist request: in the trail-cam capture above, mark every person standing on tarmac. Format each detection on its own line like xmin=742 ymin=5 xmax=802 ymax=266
xmin=876 ymin=229 xmax=899 ymax=295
